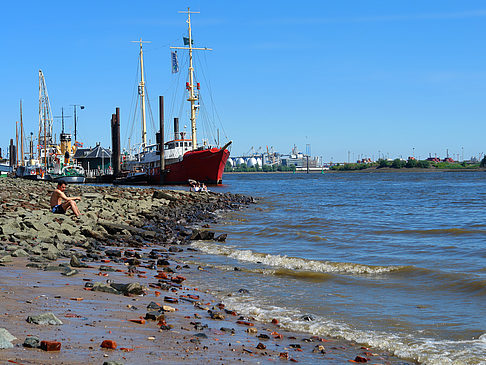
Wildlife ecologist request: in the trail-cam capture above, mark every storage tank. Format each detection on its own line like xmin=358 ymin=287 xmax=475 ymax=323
xmin=247 ymin=157 xmax=258 ymax=167
xmin=256 ymin=158 xmax=262 ymax=167
xmin=227 ymin=158 xmax=234 ymax=167
xmin=236 ymin=157 xmax=246 ymax=166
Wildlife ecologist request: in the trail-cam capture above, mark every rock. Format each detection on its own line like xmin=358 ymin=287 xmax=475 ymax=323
xmin=0 ymin=328 xmax=16 ymax=349
xmin=313 ymin=345 xmax=326 ymax=354
xmin=1 ymin=221 xmax=20 ymax=236
xmin=145 ymin=311 xmax=165 ymax=321
xmin=105 ymin=249 xmax=122 ymax=257
xmin=92 ymin=282 xmax=120 ymax=295
xmin=23 ymin=336 xmax=40 ymax=348
xmin=103 ymin=362 xmax=124 ymax=365
xmin=70 ymin=255 xmax=88 ymax=268
xmin=256 ymin=342 xmax=266 ymax=350
xmin=210 ymin=312 xmax=225 ymax=320
xmin=0 ymin=255 xmax=12 ymax=263
xmin=215 ymin=234 xmax=227 ymax=242
xmin=301 ymin=314 xmax=315 ymax=321
xmin=168 ymin=246 xmax=183 ymax=253
xmin=147 ymin=301 xmax=162 ymax=310
xmin=157 ymin=259 xmax=170 ymax=266
xmin=40 ymin=340 xmax=61 ymax=351
xmin=246 ymin=327 xmax=258 ymax=334
xmin=100 ymin=340 xmax=117 ymax=349
xmin=110 ymin=282 xmax=145 ymax=296
xmin=26 ymin=312 xmax=63 ymax=325
xmin=152 ymin=191 xmax=177 ymax=201
xmin=99 ymin=265 xmax=116 ymax=272
xmin=161 ymin=305 xmax=176 ymax=312
xmin=11 ymin=249 xmax=29 ymax=257
xmin=354 ymin=356 xmax=368 ymax=363
xmin=61 ymin=269 xmax=79 ymax=276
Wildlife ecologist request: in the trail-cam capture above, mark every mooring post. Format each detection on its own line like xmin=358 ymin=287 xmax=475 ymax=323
xmin=159 ymin=96 xmax=165 ymax=183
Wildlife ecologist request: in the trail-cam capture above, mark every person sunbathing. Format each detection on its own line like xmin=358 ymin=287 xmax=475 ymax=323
xmin=49 ymin=182 xmax=81 ymax=217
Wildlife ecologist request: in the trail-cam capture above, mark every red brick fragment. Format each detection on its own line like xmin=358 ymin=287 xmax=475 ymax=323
xmin=40 ymin=340 xmax=61 ymax=352
xmin=236 ymin=320 xmax=254 ymax=326
xmin=128 ymin=319 xmax=146 ymax=325
xmin=171 ymin=275 xmax=186 ymax=284
xmin=100 ymin=340 xmax=117 ymax=349
xmin=155 ymin=272 xmax=168 ymax=279
xmin=354 ymin=355 xmax=368 ymax=363
xmin=271 ymin=318 xmax=279 ymax=324
xmin=279 ymin=352 xmax=289 ymax=359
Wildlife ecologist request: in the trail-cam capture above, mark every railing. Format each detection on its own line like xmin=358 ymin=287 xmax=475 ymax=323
xmin=85 ymin=169 xmax=113 ymax=177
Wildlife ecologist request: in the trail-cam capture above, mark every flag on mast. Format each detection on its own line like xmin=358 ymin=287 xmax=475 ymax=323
xmin=171 ymin=51 xmax=179 ymax=73
xmin=183 ymin=37 xmax=194 ymax=46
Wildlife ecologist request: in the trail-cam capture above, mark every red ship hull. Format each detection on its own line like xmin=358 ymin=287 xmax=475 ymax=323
xmin=147 ymin=147 xmax=229 ymax=185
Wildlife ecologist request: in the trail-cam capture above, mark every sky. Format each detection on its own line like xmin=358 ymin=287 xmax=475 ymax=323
xmin=1 ymin=0 xmax=486 ymax=163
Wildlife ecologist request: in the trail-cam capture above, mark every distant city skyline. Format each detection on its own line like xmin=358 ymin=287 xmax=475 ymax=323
xmin=1 ymin=0 xmax=485 ymax=163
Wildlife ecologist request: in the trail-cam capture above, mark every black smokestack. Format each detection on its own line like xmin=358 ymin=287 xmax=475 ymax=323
xmin=174 ymin=117 xmax=179 ymax=140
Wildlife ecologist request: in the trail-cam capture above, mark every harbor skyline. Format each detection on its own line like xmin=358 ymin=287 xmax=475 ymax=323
xmin=1 ymin=0 xmax=486 ymax=162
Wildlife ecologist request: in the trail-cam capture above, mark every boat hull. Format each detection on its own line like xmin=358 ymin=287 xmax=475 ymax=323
xmin=51 ymin=175 xmax=85 ymax=184
xmin=148 ymin=147 xmax=229 ymax=185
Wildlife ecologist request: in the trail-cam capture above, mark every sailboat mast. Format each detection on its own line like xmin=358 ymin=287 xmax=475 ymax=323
xmin=186 ymin=10 xmax=198 ymax=149
xmin=171 ymin=8 xmax=212 ymax=151
xmin=139 ymin=39 xmax=147 ymax=150
xmin=20 ymin=100 xmax=24 ymax=166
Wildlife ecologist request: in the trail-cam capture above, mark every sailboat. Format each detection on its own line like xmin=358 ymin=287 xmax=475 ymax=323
xmin=120 ymin=9 xmax=231 ymax=185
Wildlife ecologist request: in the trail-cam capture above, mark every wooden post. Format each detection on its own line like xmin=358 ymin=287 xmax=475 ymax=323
xmin=159 ymin=96 xmax=165 ymax=183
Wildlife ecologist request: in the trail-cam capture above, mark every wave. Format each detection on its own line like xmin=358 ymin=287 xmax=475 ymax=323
xmin=190 ymin=241 xmax=406 ymax=275
xmin=373 ymin=228 xmax=486 ymax=236
xmin=218 ymin=292 xmax=486 ymax=365
xmin=190 ymin=242 xmax=486 ymax=296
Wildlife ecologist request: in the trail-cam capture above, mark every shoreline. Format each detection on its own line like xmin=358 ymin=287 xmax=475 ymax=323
xmin=0 ymin=178 xmax=414 ymax=364
xmin=226 ymin=167 xmax=486 ymax=174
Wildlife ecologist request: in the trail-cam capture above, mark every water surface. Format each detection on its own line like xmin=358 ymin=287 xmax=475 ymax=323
xmin=181 ymin=172 xmax=486 ymax=364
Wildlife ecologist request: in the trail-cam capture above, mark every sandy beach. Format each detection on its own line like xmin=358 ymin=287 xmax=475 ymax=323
xmin=0 ymin=178 xmax=412 ymax=364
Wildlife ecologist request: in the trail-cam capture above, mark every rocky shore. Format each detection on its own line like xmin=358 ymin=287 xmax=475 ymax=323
xmin=0 ymin=178 xmax=411 ymax=364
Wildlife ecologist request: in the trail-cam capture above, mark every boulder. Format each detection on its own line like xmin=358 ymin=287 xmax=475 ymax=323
xmin=0 ymin=328 xmax=16 ymax=349
xmin=92 ymin=282 xmax=120 ymax=295
xmin=26 ymin=312 xmax=63 ymax=325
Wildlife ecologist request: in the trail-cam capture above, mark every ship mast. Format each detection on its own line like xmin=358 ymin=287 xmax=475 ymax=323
xmin=132 ymin=38 xmax=151 ymax=150
xmin=38 ymin=70 xmax=53 ymax=168
xmin=171 ymin=8 xmax=212 ymax=150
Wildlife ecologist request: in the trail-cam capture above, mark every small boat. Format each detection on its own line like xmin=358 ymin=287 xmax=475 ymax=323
xmin=49 ymin=165 xmax=85 ymax=184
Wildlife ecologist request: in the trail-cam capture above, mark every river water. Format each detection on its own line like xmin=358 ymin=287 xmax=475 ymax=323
xmin=180 ymin=172 xmax=486 ymax=364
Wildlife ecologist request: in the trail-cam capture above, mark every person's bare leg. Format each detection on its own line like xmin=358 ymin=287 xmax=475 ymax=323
xmin=70 ymin=201 xmax=80 ymax=217
xmin=62 ymin=201 xmax=72 ymax=213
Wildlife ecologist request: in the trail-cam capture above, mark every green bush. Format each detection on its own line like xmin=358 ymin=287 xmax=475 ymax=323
xmin=416 ymin=160 xmax=430 ymax=168
xmin=378 ymin=159 xmax=390 ymax=168
xmin=391 ymin=159 xmax=406 ymax=169
xmin=406 ymin=159 xmax=418 ymax=168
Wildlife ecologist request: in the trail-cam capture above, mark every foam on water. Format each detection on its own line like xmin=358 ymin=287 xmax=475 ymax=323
xmin=191 ymin=241 xmax=406 ymax=275
xmin=218 ymin=292 xmax=486 ymax=365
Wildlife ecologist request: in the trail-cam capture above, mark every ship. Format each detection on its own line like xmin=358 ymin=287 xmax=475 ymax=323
xmin=119 ymin=8 xmax=231 ymax=185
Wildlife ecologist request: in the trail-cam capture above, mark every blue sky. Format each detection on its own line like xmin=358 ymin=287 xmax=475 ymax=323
xmin=1 ymin=0 xmax=485 ymax=162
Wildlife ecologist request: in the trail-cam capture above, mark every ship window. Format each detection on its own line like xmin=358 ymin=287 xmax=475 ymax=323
xmin=189 ymin=142 xmax=192 ymax=146
xmin=176 ymin=142 xmax=179 ymax=147
xmin=184 ymin=142 xmax=187 ymax=147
